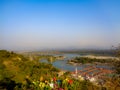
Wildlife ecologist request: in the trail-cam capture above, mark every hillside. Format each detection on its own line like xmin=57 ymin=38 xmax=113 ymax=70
xmin=0 ymin=50 xmax=120 ymax=90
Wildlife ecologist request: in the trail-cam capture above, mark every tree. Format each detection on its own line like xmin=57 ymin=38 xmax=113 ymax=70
xmin=116 ymin=44 xmax=120 ymax=60
xmin=114 ymin=44 xmax=120 ymax=74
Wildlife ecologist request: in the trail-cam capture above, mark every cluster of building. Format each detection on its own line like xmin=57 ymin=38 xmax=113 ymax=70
xmin=71 ymin=66 xmax=115 ymax=84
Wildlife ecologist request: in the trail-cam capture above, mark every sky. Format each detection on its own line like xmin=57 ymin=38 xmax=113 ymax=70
xmin=0 ymin=0 xmax=120 ymax=51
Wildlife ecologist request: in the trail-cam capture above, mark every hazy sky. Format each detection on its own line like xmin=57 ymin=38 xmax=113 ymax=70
xmin=0 ymin=0 xmax=120 ymax=51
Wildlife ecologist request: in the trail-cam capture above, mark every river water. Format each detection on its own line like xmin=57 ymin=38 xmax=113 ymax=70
xmin=40 ymin=54 xmax=113 ymax=71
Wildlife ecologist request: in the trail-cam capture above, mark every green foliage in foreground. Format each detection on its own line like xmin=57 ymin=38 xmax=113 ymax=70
xmin=0 ymin=50 xmax=59 ymax=89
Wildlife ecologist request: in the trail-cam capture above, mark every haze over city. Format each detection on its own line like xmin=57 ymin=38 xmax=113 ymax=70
xmin=1 ymin=0 xmax=120 ymax=51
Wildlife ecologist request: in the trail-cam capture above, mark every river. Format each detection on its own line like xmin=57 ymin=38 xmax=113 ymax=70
xmin=40 ymin=53 xmax=114 ymax=71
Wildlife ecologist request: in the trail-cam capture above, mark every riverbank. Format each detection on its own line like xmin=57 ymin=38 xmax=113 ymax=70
xmin=80 ymin=55 xmax=119 ymax=60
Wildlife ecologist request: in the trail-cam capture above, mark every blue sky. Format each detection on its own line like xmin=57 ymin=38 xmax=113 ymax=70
xmin=0 ymin=0 xmax=120 ymax=51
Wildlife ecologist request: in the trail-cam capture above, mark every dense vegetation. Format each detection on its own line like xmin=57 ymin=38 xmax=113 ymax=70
xmin=114 ymin=45 xmax=120 ymax=74
xmin=0 ymin=50 xmax=59 ymax=89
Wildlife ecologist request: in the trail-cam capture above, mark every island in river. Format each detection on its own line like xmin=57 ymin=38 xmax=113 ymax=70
xmin=68 ymin=55 xmax=118 ymax=65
